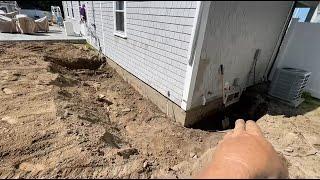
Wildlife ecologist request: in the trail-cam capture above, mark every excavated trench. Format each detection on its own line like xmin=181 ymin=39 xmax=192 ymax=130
xmin=44 ymin=55 xmax=106 ymax=70
xmin=45 ymin=51 xmax=269 ymax=133
xmin=191 ymin=84 xmax=269 ymax=131
xmin=45 ymin=53 xmax=269 ymax=132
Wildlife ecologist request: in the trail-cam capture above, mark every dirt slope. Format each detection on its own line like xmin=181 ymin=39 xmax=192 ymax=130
xmin=0 ymin=42 xmax=222 ymax=178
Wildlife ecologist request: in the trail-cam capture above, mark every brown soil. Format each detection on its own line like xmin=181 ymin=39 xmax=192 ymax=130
xmin=0 ymin=42 xmax=319 ymax=178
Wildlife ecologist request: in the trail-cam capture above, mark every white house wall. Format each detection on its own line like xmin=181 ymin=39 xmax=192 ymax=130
xmin=63 ymin=1 xmax=197 ymax=106
xmin=271 ymin=19 xmax=320 ymax=99
xmin=190 ymin=1 xmax=293 ymax=108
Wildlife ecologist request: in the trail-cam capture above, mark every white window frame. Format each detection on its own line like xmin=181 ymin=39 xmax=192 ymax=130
xmin=66 ymin=5 xmax=70 ymax=17
xmin=70 ymin=1 xmax=75 ymax=19
xmin=113 ymin=1 xmax=127 ymax=38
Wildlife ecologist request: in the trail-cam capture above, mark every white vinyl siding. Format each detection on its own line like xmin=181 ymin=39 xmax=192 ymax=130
xmin=71 ymin=1 xmax=80 ymax=20
xmin=63 ymin=1 xmax=197 ymax=105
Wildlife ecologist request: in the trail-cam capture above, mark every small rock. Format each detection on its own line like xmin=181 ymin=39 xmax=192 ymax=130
xmin=143 ymin=161 xmax=149 ymax=168
xmin=63 ymin=110 xmax=72 ymax=118
xmin=92 ymin=82 xmax=101 ymax=90
xmin=193 ymin=155 xmax=198 ymax=159
xmin=122 ymin=108 xmax=131 ymax=112
xmin=189 ymin=152 xmax=196 ymax=158
xmin=284 ymin=147 xmax=294 ymax=153
xmin=1 ymin=116 xmax=17 ymax=124
xmin=97 ymin=94 xmax=113 ymax=105
xmin=2 ymin=88 xmax=13 ymax=95
xmin=117 ymin=148 xmax=139 ymax=159
xmin=98 ymin=94 xmax=106 ymax=99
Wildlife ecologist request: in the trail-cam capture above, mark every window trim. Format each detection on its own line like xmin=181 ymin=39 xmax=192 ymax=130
xmin=66 ymin=5 xmax=70 ymax=17
xmin=113 ymin=1 xmax=127 ymax=38
xmin=70 ymin=1 xmax=75 ymax=19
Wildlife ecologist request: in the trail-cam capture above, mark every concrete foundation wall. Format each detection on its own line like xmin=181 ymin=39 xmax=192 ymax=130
xmin=107 ymin=57 xmax=223 ymax=127
xmin=106 ymin=58 xmax=187 ymax=126
xmin=270 ymin=19 xmax=320 ymax=99
xmin=190 ymin=1 xmax=293 ymax=109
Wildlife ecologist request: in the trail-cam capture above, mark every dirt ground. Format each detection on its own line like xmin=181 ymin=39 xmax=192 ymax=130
xmin=0 ymin=42 xmax=319 ymax=178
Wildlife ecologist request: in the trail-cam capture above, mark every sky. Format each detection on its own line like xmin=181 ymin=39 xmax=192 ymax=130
xmin=293 ymin=8 xmax=310 ymax=22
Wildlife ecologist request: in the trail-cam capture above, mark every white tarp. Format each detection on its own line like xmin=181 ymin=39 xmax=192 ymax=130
xmin=0 ymin=14 xmax=50 ymax=34
xmin=4 ymin=11 xmax=18 ymax=18
xmin=0 ymin=15 xmax=17 ymax=33
xmin=34 ymin=16 xmax=49 ymax=32
xmin=16 ymin=16 xmax=36 ymax=34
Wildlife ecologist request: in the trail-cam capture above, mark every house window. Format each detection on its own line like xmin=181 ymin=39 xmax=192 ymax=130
xmin=71 ymin=1 xmax=74 ymax=18
xmin=114 ymin=1 xmax=126 ymax=38
xmin=66 ymin=2 xmax=70 ymax=17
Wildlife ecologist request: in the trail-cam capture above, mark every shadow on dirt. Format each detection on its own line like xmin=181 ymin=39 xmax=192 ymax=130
xmin=191 ymin=82 xmax=320 ymax=132
xmin=44 ymin=55 xmax=105 ymax=70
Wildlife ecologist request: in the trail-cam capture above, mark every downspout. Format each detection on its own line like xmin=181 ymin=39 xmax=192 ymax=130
xmin=265 ymin=1 xmax=296 ymax=79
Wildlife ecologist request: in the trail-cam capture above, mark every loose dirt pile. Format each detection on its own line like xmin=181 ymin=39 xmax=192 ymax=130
xmin=0 ymin=42 xmax=319 ymax=178
xmin=0 ymin=42 xmax=222 ymax=178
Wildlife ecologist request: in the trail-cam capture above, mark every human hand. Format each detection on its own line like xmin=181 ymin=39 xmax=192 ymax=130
xmin=196 ymin=119 xmax=288 ymax=179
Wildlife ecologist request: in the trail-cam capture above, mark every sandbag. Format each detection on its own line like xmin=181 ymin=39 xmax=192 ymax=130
xmin=34 ymin=16 xmax=49 ymax=32
xmin=16 ymin=16 xmax=36 ymax=34
xmin=0 ymin=15 xmax=17 ymax=33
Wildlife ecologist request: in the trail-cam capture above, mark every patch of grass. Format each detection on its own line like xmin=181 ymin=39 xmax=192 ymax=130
xmin=82 ymin=43 xmax=96 ymax=51
xmin=300 ymin=92 xmax=320 ymax=112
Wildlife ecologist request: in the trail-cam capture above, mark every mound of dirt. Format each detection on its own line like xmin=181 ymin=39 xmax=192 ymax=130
xmin=0 ymin=42 xmax=219 ymax=179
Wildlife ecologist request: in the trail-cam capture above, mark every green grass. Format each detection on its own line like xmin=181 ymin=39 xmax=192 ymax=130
xmin=300 ymin=92 xmax=320 ymax=112
xmin=84 ymin=43 xmax=95 ymax=51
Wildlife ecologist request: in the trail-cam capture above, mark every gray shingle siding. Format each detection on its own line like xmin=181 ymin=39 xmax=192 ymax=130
xmin=63 ymin=1 xmax=197 ymax=106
